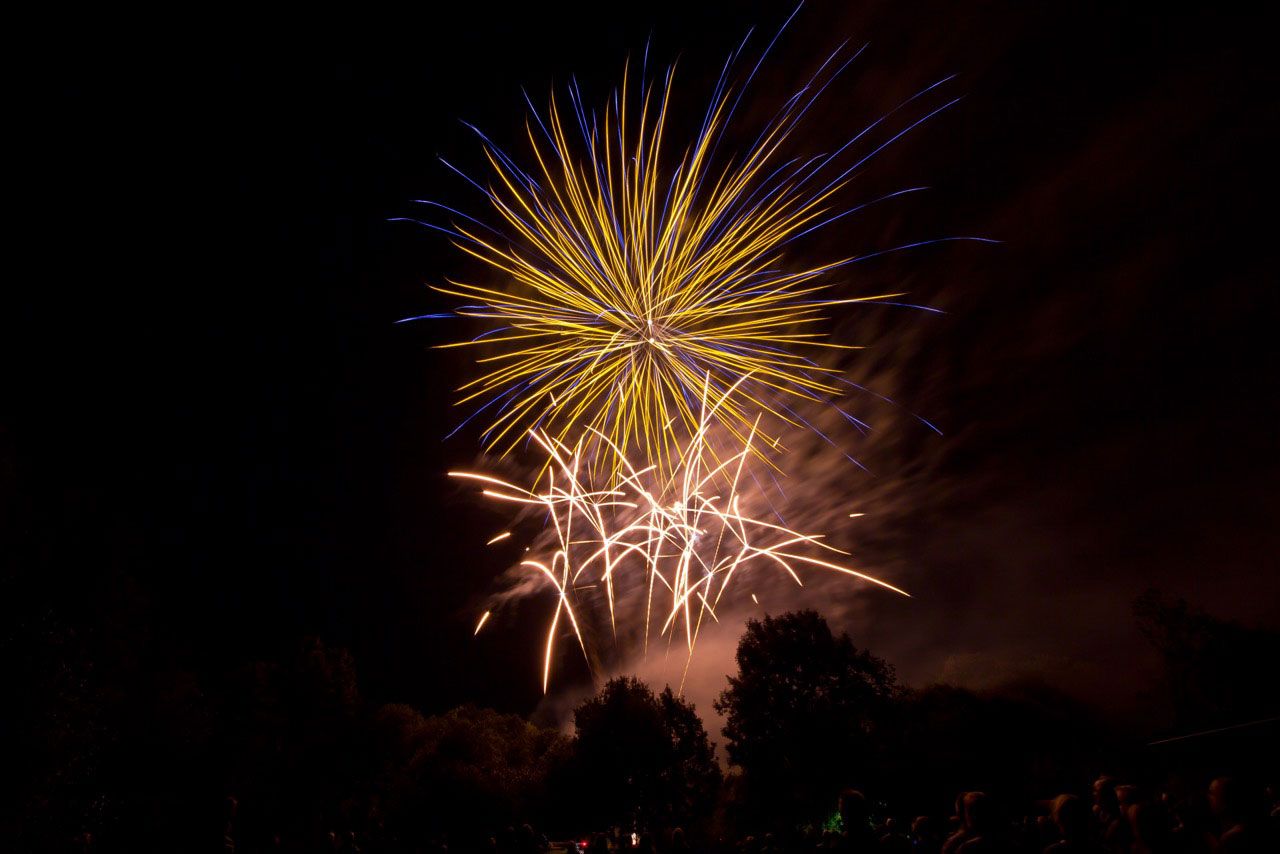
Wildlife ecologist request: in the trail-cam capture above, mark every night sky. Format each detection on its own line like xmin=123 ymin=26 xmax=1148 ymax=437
xmin=11 ymin=2 xmax=1279 ymax=727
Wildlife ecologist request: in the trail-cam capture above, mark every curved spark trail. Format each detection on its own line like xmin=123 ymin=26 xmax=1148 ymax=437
xmin=450 ymin=379 xmax=909 ymax=693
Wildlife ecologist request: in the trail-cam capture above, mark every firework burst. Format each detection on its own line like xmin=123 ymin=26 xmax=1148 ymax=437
xmin=402 ymin=12 xmax=992 ymax=480
xmin=451 ymin=377 xmax=909 ymax=693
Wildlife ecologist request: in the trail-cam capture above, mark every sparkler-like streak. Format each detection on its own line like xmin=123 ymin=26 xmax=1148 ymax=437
xmin=450 ymin=379 xmax=909 ymax=692
xmin=404 ymin=10 xmax=993 ymax=479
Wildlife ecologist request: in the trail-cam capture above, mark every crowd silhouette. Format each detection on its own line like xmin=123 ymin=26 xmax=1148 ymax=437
xmin=195 ymin=772 xmax=1279 ymax=854
xmin=730 ymin=774 xmax=1274 ymax=854
xmin=746 ymin=775 xmax=1280 ymax=854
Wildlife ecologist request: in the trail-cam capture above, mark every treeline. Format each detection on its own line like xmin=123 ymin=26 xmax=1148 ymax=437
xmin=7 ymin=593 xmax=1279 ymax=850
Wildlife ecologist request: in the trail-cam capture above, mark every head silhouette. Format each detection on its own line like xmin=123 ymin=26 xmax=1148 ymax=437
xmin=962 ymin=792 xmax=995 ymax=835
xmin=1052 ymin=794 xmax=1089 ymax=841
xmin=840 ymin=788 xmax=870 ymax=830
xmin=1093 ymin=777 xmax=1119 ymax=818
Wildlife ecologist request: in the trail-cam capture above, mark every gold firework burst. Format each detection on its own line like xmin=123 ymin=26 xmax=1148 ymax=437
xmin=409 ymin=38 xmax=984 ymax=479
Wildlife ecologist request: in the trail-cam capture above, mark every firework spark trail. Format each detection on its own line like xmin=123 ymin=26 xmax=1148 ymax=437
xmin=401 ymin=11 xmax=993 ymax=480
xmin=450 ymin=378 xmax=909 ymax=693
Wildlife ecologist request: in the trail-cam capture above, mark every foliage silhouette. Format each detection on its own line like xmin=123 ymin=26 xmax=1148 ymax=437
xmin=715 ymin=610 xmax=899 ymax=829
xmin=1134 ymin=589 xmax=1280 ymax=732
xmin=572 ymin=676 xmax=721 ymax=834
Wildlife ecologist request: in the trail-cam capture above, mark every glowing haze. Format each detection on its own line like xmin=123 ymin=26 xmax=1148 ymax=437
xmin=410 ymin=5 xmax=990 ymax=702
xmin=451 ymin=379 xmax=910 ymax=693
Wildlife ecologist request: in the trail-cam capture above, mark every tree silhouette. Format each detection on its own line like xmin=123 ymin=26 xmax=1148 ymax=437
xmin=1134 ymin=589 xmax=1280 ymax=731
xmin=372 ymin=703 xmax=571 ymax=845
xmin=714 ymin=611 xmax=899 ymax=829
xmin=572 ymin=676 xmax=721 ymax=834
xmin=220 ymin=637 xmax=369 ymax=844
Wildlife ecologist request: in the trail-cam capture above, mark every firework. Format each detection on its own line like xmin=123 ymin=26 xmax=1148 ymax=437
xmin=450 ymin=378 xmax=909 ymax=693
xmin=403 ymin=15 xmax=992 ymax=479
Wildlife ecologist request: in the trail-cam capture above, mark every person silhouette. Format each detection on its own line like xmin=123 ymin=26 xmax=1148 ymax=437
xmin=956 ymin=792 xmax=1004 ymax=854
xmin=840 ymin=789 xmax=878 ymax=854
xmin=1045 ymin=794 xmax=1099 ymax=854
xmin=1209 ymin=777 xmax=1268 ymax=854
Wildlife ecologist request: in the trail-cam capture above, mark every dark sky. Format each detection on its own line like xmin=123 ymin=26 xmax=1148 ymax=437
xmin=10 ymin=2 xmax=1279 ymax=726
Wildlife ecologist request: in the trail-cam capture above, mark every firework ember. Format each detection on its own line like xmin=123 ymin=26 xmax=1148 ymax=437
xmin=451 ymin=379 xmax=909 ymax=693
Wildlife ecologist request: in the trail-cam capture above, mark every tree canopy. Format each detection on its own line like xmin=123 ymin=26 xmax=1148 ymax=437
xmin=714 ymin=610 xmax=899 ymax=828
xmin=1135 ymin=588 xmax=1280 ymax=732
xmin=572 ymin=676 xmax=721 ymax=833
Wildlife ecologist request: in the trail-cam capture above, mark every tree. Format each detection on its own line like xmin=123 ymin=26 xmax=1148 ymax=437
xmin=218 ymin=637 xmax=375 ymax=847
xmin=1134 ymin=589 xmax=1280 ymax=731
xmin=372 ymin=703 xmax=571 ymax=845
xmin=657 ymin=685 xmax=722 ymax=829
xmin=572 ymin=676 xmax=721 ymax=833
xmin=714 ymin=611 xmax=899 ymax=828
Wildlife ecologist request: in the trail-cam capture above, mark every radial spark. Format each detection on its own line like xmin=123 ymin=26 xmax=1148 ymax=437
xmin=406 ymin=20 xmax=991 ymax=480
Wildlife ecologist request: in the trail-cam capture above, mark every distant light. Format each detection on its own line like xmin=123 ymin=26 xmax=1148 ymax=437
xmin=485 ymin=531 xmax=512 ymax=545
xmin=473 ymin=610 xmax=491 ymax=635
xmin=751 ymin=593 xmax=759 ymax=605
xmin=848 ymin=512 xmax=865 ymax=518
